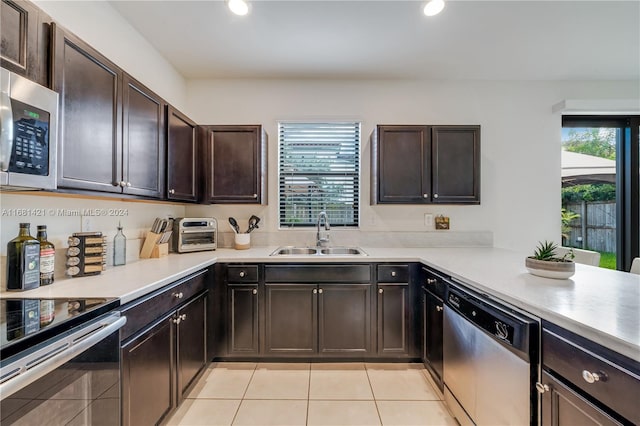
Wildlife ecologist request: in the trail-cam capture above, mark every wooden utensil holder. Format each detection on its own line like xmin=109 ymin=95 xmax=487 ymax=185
xmin=140 ymin=231 xmax=162 ymax=259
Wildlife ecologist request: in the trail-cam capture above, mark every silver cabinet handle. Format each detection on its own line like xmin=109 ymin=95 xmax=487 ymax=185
xmin=434 ymin=194 xmax=439 ymax=199
xmin=379 ymin=288 xmax=383 ymax=294
xmin=313 ymin=289 xmax=318 ymax=294
xmin=252 ymin=288 xmax=257 ymax=295
xmin=391 ymin=271 xmax=396 ymax=277
xmin=426 ymin=278 xmax=437 ymax=285
xmin=169 ymin=189 xmax=175 ymax=194
xmin=173 ymin=292 xmax=183 ymax=299
xmin=436 ymin=305 xmax=443 ymax=312
xmin=535 ymin=382 xmax=550 ymax=394
xmin=318 ymin=288 xmax=323 ymax=294
xmin=239 ymin=271 xmax=246 ymax=277
xmin=582 ymin=370 xmax=607 ymax=384
xmin=423 ymin=194 xmax=429 ymax=198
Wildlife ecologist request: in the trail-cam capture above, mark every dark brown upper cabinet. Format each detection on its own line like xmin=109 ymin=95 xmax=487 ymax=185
xmin=1 ymin=0 xmax=51 ymax=87
xmin=52 ymin=24 xmax=165 ymax=198
xmin=371 ymin=125 xmax=480 ymax=204
xmin=166 ymin=106 xmax=198 ymax=202
xmin=200 ymin=125 xmax=267 ymax=204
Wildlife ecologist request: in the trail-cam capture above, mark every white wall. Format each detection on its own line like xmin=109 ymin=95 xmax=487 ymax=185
xmin=186 ymin=78 xmax=638 ymax=253
xmin=33 ymin=0 xmax=188 ymax=112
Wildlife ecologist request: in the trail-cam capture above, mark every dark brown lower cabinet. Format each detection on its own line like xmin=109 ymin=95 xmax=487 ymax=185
xmin=540 ymin=371 xmax=621 ymax=426
xmin=121 ymin=290 xmax=208 ymax=426
xmin=377 ymin=283 xmax=409 ymax=355
xmin=121 ymin=315 xmax=174 ymax=426
xmin=265 ymin=284 xmax=317 ymax=355
xmin=319 ymin=284 xmax=371 ymax=356
xmin=422 ymin=287 xmax=444 ymax=388
xmin=228 ymin=285 xmax=259 ymax=355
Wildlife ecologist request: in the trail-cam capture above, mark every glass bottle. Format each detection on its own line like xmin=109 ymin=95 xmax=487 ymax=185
xmin=37 ymin=225 xmax=55 ymax=286
xmin=6 ymin=223 xmax=41 ymax=291
xmin=113 ymin=222 xmax=126 ymax=266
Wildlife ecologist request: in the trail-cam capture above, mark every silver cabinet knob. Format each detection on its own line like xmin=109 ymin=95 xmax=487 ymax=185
xmin=423 ymin=193 xmax=429 ymax=198
xmin=436 ymin=305 xmax=443 ymax=312
xmin=426 ymin=278 xmax=437 ymax=285
xmin=169 ymin=189 xmax=175 ymax=194
xmin=434 ymin=194 xmax=439 ymax=199
xmin=180 ymin=314 xmax=187 ymax=321
xmin=119 ymin=181 xmax=126 ymax=187
xmin=253 ymin=194 xmax=258 ymax=198
xmin=379 ymin=288 xmax=383 ymax=294
xmin=239 ymin=271 xmax=246 ymax=277
xmin=252 ymin=288 xmax=257 ymax=295
xmin=126 ymin=182 xmax=132 ymax=187
xmin=582 ymin=370 xmax=607 ymax=384
xmin=535 ymin=382 xmax=550 ymax=394
xmin=173 ymin=292 xmax=183 ymax=299
xmin=172 ymin=317 xmax=181 ymax=324
xmin=313 ymin=289 xmax=318 ymax=294
xmin=391 ymin=271 xmax=396 ymax=277
xmin=318 ymin=288 xmax=323 ymax=294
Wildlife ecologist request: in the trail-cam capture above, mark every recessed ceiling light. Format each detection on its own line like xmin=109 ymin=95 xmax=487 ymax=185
xmin=423 ymin=0 xmax=445 ymax=17
xmin=228 ymin=0 xmax=249 ymax=16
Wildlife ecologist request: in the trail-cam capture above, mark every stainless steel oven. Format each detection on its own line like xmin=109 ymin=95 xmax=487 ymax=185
xmin=0 ymin=298 xmax=124 ymax=425
xmin=1 ymin=67 xmax=59 ymax=190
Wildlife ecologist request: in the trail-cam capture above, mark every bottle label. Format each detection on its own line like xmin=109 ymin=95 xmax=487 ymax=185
xmin=23 ymin=244 xmax=40 ymax=289
xmin=40 ymin=248 xmax=55 ymax=274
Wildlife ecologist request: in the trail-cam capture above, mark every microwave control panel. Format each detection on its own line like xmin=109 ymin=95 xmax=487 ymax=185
xmin=8 ymin=99 xmax=50 ymax=176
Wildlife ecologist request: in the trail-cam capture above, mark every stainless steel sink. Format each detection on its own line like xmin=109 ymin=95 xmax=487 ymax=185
xmin=270 ymin=246 xmax=367 ymax=256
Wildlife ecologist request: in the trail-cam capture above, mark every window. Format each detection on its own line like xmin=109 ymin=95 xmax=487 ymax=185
xmin=278 ymin=122 xmax=360 ymax=227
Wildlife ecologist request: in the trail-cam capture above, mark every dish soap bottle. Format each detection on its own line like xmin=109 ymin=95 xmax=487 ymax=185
xmin=113 ymin=222 xmax=126 ymax=266
xmin=37 ymin=225 xmax=55 ymax=286
xmin=6 ymin=223 xmax=41 ymax=291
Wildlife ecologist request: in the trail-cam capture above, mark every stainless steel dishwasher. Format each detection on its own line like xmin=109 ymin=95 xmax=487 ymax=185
xmin=443 ymin=283 xmax=539 ymax=426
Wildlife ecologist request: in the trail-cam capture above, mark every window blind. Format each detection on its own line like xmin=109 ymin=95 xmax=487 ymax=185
xmin=278 ymin=122 xmax=360 ymax=227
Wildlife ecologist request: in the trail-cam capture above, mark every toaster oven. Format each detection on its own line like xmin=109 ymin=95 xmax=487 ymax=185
xmin=172 ymin=218 xmax=217 ymax=253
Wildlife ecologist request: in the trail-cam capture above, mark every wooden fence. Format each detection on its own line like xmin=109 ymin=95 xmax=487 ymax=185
xmin=564 ymin=201 xmax=616 ymax=253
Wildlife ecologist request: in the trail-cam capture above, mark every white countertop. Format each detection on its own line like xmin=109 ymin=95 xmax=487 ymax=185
xmin=3 ymin=246 xmax=639 ymax=362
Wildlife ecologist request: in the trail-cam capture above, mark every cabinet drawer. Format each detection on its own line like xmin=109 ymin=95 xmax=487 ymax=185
xmin=377 ymin=265 xmax=409 ymax=282
xmin=422 ymin=267 xmax=448 ymax=299
xmin=543 ymin=329 xmax=640 ymax=424
xmin=265 ymin=264 xmax=371 ymax=283
xmin=227 ymin=265 xmax=259 ymax=283
xmin=120 ymin=270 xmax=208 ymax=341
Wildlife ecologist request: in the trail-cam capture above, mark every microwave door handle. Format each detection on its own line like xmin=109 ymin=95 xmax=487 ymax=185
xmin=0 ymin=314 xmax=126 ymax=399
xmin=0 ymin=90 xmax=14 ymax=171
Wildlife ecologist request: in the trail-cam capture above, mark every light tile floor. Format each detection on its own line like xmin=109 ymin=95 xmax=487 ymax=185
xmin=168 ymin=362 xmax=457 ymax=426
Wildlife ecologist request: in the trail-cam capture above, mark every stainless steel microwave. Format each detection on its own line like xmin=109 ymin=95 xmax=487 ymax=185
xmin=0 ymin=67 xmax=58 ymax=190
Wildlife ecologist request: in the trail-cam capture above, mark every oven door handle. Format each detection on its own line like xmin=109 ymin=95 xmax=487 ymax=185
xmin=0 ymin=313 xmax=126 ymax=398
xmin=0 ymin=88 xmax=14 ymax=172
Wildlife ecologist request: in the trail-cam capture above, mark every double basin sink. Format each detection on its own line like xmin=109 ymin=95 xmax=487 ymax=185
xmin=270 ymin=246 xmax=367 ymax=256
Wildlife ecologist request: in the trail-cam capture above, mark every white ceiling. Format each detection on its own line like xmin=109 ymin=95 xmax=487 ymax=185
xmin=110 ymin=0 xmax=640 ymax=80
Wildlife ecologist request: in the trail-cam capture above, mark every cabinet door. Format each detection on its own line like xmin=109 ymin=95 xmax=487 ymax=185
xmin=122 ymin=74 xmax=165 ymax=198
xmin=376 ymin=125 xmax=430 ymax=203
xmin=265 ymin=284 xmax=317 ymax=355
xmin=424 ymin=290 xmax=444 ymax=387
xmin=540 ymin=371 xmax=622 ymax=426
xmin=377 ymin=283 xmax=410 ymax=355
xmin=228 ymin=285 xmax=259 ymax=355
xmin=167 ymin=106 xmax=198 ymax=202
xmin=1 ymin=0 xmax=44 ymax=85
xmin=177 ymin=293 xmax=207 ymax=400
xmin=202 ymin=125 xmax=266 ymax=204
xmin=431 ymin=125 xmax=480 ymax=204
xmin=52 ymin=24 xmax=122 ymax=193
xmin=121 ymin=316 xmax=174 ymax=426
xmin=318 ymin=284 xmax=371 ymax=356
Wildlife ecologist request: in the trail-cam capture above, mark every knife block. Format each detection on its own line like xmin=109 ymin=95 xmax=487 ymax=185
xmin=151 ymin=243 xmax=169 ymax=258
xmin=139 ymin=231 xmax=162 ymax=259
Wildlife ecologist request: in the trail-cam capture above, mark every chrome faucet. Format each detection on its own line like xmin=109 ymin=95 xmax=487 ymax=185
xmin=316 ymin=211 xmax=330 ymax=247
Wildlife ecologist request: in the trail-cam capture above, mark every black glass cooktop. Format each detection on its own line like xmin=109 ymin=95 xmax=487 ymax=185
xmin=0 ymin=297 xmax=119 ymax=359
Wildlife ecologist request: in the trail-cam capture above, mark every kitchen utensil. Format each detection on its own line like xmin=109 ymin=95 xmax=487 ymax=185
xmin=247 ymin=215 xmax=261 ymax=233
xmin=151 ymin=218 xmax=161 ymax=233
xmin=228 ymin=217 xmax=240 ymax=234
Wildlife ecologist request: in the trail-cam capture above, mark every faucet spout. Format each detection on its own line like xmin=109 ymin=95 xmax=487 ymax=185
xmin=316 ymin=212 xmax=330 ymax=247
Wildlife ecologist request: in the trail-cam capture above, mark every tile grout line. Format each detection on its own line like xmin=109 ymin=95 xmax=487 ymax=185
xmin=365 ymin=363 xmax=385 ymax=426
xmin=306 ymin=362 xmax=312 ymax=426
xmin=230 ymin=363 xmax=258 ymax=426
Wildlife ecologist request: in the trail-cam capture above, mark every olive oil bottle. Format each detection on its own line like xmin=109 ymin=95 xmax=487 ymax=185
xmin=37 ymin=225 xmax=55 ymax=285
xmin=6 ymin=223 xmax=41 ymax=291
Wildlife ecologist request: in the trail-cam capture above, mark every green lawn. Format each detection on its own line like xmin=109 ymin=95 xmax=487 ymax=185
xmin=598 ymin=252 xmax=617 ymax=269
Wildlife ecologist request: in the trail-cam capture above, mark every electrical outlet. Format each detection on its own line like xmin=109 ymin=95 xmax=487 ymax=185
xmin=81 ymin=216 xmax=93 ymax=232
xmin=424 ymin=213 xmax=433 ymax=228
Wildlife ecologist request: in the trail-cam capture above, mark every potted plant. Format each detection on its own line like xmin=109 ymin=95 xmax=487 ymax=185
xmin=525 ymin=241 xmax=575 ymax=279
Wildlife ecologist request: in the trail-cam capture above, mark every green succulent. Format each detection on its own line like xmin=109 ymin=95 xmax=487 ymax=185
xmin=533 ymin=241 xmax=558 ymax=261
